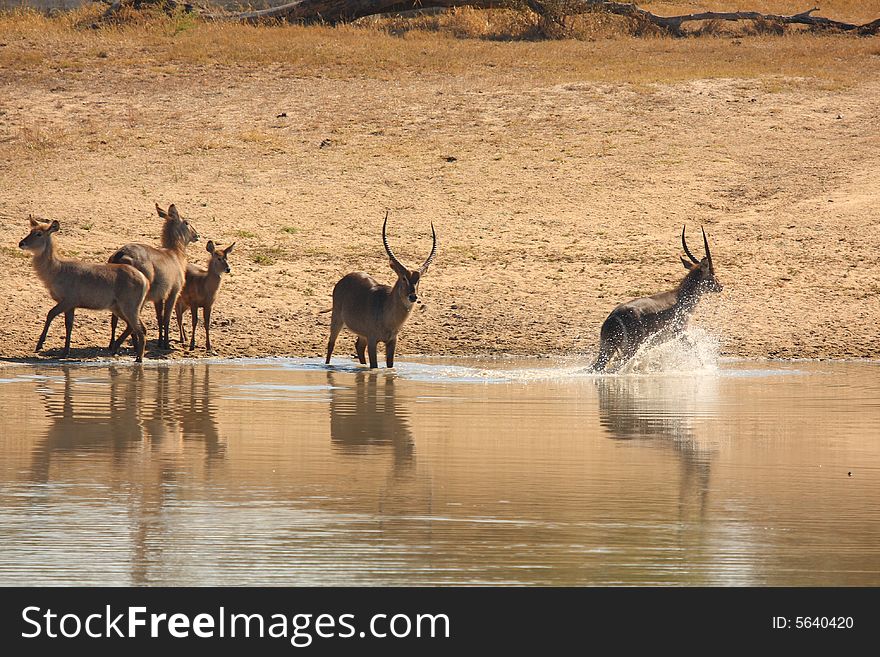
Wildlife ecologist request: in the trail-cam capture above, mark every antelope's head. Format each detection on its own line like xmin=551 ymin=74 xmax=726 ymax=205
xmin=383 ymin=211 xmax=438 ymax=308
xmin=206 ymin=240 xmax=235 ymax=275
xmin=157 ymin=203 xmax=200 ymax=247
xmin=680 ymin=224 xmax=722 ymax=293
xmin=19 ymin=216 xmax=59 ymax=255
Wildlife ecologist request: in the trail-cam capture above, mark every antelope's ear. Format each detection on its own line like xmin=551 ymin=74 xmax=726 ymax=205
xmin=167 ymin=204 xmax=180 ymax=221
xmin=680 ymin=256 xmax=695 ymax=270
xmin=29 ymin=215 xmax=39 ymax=227
xmin=225 ymin=242 xmax=235 ymax=254
xmin=48 ymin=220 xmax=60 ymax=233
xmin=155 ymin=203 xmax=168 ymax=219
xmin=389 ymin=258 xmax=407 ymax=278
xmin=206 ymin=240 xmax=215 ymax=254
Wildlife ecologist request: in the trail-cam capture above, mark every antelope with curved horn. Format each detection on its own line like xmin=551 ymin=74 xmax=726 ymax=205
xmin=108 ymin=203 xmax=199 ymax=352
xmin=18 ymin=217 xmax=149 ymax=362
xmin=591 ymin=225 xmax=722 ymax=372
xmin=325 ymin=212 xmax=438 ymax=369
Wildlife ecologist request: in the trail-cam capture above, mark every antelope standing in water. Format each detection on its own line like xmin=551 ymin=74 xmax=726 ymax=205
xmin=175 ymin=240 xmax=235 ymax=352
xmin=18 ymin=217 xmax=148 ymax=362
xmin=325 ymin=212 xmax=438 ymax=369
xmin=591 ymin=225 xmax=722 ymax=372
xmin=108 ymin=203 xmax=199 ymax=351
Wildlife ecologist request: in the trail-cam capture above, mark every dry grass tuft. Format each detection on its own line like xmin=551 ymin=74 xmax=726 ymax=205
xmin=13 ymin=123 xmax=68 ymax=153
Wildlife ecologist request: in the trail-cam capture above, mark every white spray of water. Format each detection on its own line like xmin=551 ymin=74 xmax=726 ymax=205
xmin=615 ymin=327 xmax=721 ymax=376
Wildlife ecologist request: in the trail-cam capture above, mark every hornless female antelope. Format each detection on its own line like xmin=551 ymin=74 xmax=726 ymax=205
xmin=325 ymin=212 xmax=437 ymax=369
xmin=18 ymin=217 xmax=149 ymax=362
xmin=174 ymin=240 xmax=235 ymax=352
xmin=591 ymin=225 xmax=722 ymax=372
xmin=108 ymin=203 xmax=199 ymax=351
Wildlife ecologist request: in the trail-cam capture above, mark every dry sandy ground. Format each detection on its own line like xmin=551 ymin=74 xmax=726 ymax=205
xmin=1 ymin=29 xmax=879 ymax=362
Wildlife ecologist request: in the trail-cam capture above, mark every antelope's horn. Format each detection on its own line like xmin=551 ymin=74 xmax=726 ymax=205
xmin=382 ymin=211 xmax=406 ymax=271
xmin=682 ymin=224 xmax=700 ymax=264
xmin=702 ymin=226 xmax=713 ymax=270
xmin=418 ymin=223 xmax=438 ymax=274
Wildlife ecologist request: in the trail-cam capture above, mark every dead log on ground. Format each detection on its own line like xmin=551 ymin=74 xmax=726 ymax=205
xmin=205 ymin=1 xmax=880 ymax=37
xmin=592 ymin=4 xmax=880 ymax=36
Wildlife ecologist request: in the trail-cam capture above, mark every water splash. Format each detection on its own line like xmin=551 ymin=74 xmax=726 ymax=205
xmin=616 ymin=327 xmax=721 ymax=376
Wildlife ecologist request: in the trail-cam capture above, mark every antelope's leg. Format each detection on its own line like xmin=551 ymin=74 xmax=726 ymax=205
xmin=109 ymin=314 xmax=119 ymax=350
xmin=62 ymin=309 xmax=75 ymax=357
xmin=120 ymin=314 xmax=145 ymax=363
xmin=367 ymin=338 xmax=379 ymax=370
xmin=386 ymin=338 xmax=396 ymax=369
xmin=154 ymin=301 xmax=164 ymax=347
xmin=126 ymin=317 xmax=147 ymax=363
xmin=203 ymin=305 xmax=212 ymax=352
xmin=190 ymin=305 xmax=199 ymax=351
xmin=36 ymin=303 xmax=64 ymax=352
xmin=133 ymin=328 xmax=145 ymax=363
xmin=117 ymin=299 xmax=145 ymax=363
xmin=591 ymin=342 xmax=613 ymax=373
xmin=355 ymin=336 xmax=367 ymax=365
xmin=176 ymin=301 xmax=187 ymax=345
xmin=325 ymin=312 xmax=343 ymax=365
xmin=163 ymin=295 xmax=178 ymax=349
xmin=111 ymin=327 xmax=132 ymax=355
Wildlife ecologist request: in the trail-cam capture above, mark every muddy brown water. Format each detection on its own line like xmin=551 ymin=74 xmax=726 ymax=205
xmin=0 ymin=357 xmax=878 ymax=585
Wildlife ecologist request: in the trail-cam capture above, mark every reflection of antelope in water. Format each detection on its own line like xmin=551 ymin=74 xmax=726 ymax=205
xmin=29 ymin=366 xmax=146 ymax=483
xmin=28 ymin=364 xmax=225 ymax=583
xmin=174 ymin=363 xmax=225 ymax=462
xmin=591 ymin=226 xmax=722 ymax=372
xmin=595 ymin=377 xmax=715 ymax=524
xmin=326 ymin=370 xmax=414 ymax=477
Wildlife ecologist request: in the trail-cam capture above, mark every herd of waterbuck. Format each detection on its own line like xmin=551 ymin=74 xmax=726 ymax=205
xmin=17 ymin=204 xmax=721 ymax=373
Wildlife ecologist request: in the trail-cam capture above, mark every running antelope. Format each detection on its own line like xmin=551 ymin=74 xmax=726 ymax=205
xmin=325 ymin=213 xmax=438 ymax=369
xmin=108 ymin=203 xmax=199 ymax=351
xmin=175 ymin=240 xmax=235 ymax=352
xmin=19 ymin=217 xmax=149 ymax=362
xmin=591 ymin=225 xmax=722 ymax=372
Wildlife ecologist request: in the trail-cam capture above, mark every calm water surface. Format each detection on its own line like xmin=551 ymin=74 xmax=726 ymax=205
xmin=0 ymin=357 xmax=878 ymax=586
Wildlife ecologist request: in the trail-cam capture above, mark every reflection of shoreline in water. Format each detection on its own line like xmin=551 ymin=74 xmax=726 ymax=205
xmin=327 ymin=371 xmax=414 ymax=477
xmin=29 ymin=364 xmax=225 ymax=584
xmin=595 ymin=376 xmax=716 ymax=524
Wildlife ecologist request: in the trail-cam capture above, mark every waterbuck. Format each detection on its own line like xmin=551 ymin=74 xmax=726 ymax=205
xmin=590 ymin=225 xmax=722 ymax=372
xmin=174 ymin=240 xmax=235 ymax=352
xmin=325 ymin=212 xmax=437 ymax=369
xmin=19 ymin=217 xmax=148 ymax=362
xmin=108 ymin=203 xmax=199 ymax=351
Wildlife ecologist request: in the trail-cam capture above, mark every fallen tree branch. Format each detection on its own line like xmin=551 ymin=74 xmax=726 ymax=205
xmin=351 ymin=7 xmax=456 ymax=23
xmin=592 ymin=3 xmax=877 ymax=36
xmin=206 ymin=0 xmax=880 ymax=36
xmin=206 ymin=1 xmax=512 ymax=24
xmin=98 ymin=0 xmax=193 ymax=23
